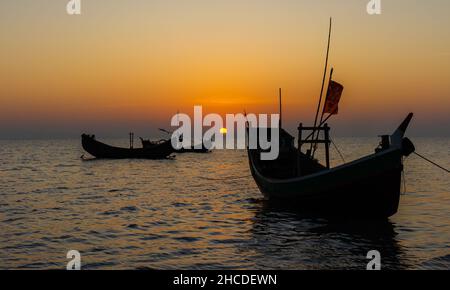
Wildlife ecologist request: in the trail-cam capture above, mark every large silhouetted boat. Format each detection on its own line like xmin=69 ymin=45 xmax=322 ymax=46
xmin=247 ymin=18 xmax=416 ymax=218
xmin=247 ymin=114 xmax=415 ymax=218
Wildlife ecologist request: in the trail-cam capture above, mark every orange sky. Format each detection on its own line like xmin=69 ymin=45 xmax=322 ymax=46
xmin=0 ymin=0 xmax=449 ymax=138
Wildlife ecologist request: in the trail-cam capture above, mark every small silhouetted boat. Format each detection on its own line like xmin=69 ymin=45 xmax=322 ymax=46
xmin=81 ymin=134 xmax=174 ymax=159
xmin=175 ymin=146 xmax=211 ymax=154
xmin=158 ymin=128 xmax=211 ymax=154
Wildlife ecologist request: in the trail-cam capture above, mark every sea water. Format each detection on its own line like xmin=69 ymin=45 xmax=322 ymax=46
xmin=0 ymin=137 xmax=448 ymax=269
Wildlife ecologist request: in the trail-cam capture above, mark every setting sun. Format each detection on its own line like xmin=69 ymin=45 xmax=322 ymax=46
xmin=220 ymin=128 xmax=228 ymax=135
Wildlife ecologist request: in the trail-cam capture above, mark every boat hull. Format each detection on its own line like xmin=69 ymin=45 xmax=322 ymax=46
xmin=175 ymin=148 xmax=211 ymax=154
xmin=248 ymin=148 xmax=404 ymax=218
xmin=82 ymin=134 xmax=174 ymax=159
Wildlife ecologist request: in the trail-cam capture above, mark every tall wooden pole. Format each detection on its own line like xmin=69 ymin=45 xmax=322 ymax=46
xmin=324 ymin=124 xmax=330 ymax=169
xmin=310 ymin=17 xmax=332 ymax=153
xmin=320 ymin=67 xmax=334 ymax=125
xmin=279 ymin=88 xmax=282 ymax=129
xmin=297 ymin=123 xmax=303 ymax=176
xmin=312 ymin=67 xmax=334 ymax=158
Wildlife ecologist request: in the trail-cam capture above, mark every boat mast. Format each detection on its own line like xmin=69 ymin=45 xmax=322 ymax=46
xmin=311 ymin=68 xmax=334 ymax=157
xmin=310 ymin=17 xmax=332 ymax=154
xmin=279 ymin=88 xmax=282 ymax=129
xmin=129 ymin=132 xmax=134 ymax=149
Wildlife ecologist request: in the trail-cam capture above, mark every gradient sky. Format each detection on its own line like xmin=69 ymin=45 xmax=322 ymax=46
xmin=0 ymin=0 xmax=449 ymax=138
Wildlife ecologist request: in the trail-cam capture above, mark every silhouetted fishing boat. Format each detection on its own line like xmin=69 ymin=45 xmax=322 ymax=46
xmin=159 ymin=128 xmax=211 ymax=154
xmin=247 ymin=114 xmax=415 ymax=218
xmin=247 ymin=18 xmax=416 ymax=218
xmin=175 ymin=146 xmax=211 ymax=154
xmin=81 ymin=134 xmax=174 ymax=159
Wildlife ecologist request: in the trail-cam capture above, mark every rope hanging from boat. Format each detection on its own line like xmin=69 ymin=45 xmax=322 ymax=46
xmin=401 ymin=160 xmax=407 ymax=195
xmin=413 ymin=152 xmax=449 ymax=173
xmin=330 ymin=138 xmax=346 ymax=163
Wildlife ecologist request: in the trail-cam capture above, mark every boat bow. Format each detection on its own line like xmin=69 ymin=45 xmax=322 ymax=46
xmin=391 ymin=113 xmax=414 ymax=147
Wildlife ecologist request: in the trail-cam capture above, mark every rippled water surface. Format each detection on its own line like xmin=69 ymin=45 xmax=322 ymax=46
xmin=0 ymin=137 xmax=449 ymax=269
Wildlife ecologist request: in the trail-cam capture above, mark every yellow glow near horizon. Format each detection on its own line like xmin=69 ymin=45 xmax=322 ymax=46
xmin=220 ymin=128 xmax=228 ymax=135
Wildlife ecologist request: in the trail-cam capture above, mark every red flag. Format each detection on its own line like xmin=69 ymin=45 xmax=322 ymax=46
xmin=323 ymin=80 xmax=344 ymax=115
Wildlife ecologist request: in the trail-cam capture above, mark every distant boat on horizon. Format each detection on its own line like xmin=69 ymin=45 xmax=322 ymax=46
xmin=81 ymin=131 xmax=211 ymax=159
xmin=158 ymin=128 xmax=211 ymax=154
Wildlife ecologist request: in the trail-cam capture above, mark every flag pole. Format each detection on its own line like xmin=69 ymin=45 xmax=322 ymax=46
xmin=310 ymin=17 xmax=333 ymax=154
xmin=319 ymin=68 xmax=334 ymax=125
xmin=279 ymin=88 xmax=282 ymax=129
xmin=312 ymin=67 xmax=334 ymax=157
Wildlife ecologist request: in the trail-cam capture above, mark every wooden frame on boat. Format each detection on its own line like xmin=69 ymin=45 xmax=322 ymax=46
xmin=298 ymin=123 xmax=331 ymax=170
